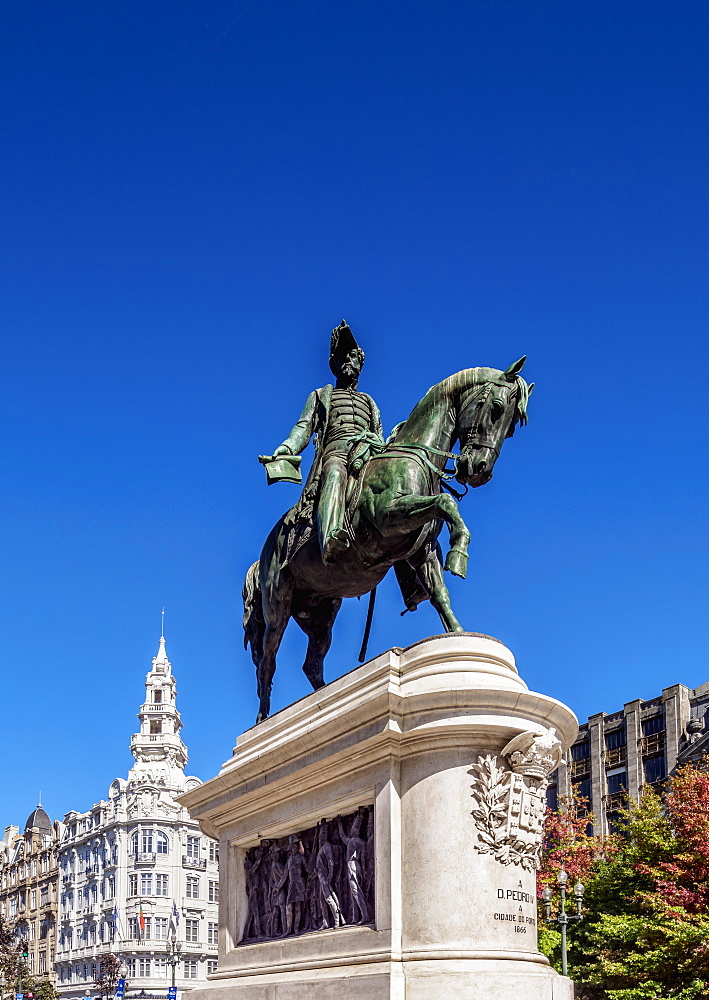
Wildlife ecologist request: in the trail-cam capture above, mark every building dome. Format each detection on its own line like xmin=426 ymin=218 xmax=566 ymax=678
xmin=24 ymin=805 xmax=51 ymax=834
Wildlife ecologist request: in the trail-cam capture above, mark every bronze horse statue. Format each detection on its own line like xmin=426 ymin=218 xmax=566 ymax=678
xmin=244 ymin=358 xmax=533 ymax=721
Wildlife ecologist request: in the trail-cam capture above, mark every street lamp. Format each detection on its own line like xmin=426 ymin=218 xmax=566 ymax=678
xmin=165 ymin=936 xmax=182 ymax=989
xmin=118 ymin=962 xmax=129 ymax=998
xmin=542 ymin=867 xmax=585 ymax=977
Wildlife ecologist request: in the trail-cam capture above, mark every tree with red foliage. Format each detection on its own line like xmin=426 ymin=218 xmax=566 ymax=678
xmin=537 ymin=793 xmax=615 ymax=899
xmin=540 ymin=757 xmax=709 ymax=999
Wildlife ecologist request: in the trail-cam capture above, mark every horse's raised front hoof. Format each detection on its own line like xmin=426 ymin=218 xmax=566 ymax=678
xmin=444 ymin=549 xmax=468 ymax=579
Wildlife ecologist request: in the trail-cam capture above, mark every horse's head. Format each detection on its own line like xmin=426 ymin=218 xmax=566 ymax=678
xmin=455 ymin=357 xmax=533 ymax=487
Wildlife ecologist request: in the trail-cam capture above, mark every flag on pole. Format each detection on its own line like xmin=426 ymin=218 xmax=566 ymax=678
xmin=112 ymin=904 xmax=119 ymax=940
xmin=170 ymin=901 xmax=180 ymax=934
xmin=139 ymin=903 xmax=145 ymax=940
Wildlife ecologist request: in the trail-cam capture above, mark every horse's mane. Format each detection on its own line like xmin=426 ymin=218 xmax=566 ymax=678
xmin=408 ymin=367 xmax=531 ymax=435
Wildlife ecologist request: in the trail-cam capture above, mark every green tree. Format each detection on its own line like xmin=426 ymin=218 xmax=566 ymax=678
xmin=93 ymin=954 xmax=122 ymax=1000
xmin=21 ymin=977 xmax=59 ymax=1000
xmin=540 ymin=758 xmax=709 ymax=1000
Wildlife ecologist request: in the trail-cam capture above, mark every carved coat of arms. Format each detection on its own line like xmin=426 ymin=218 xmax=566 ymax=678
xmin=470 ymin=728 xmax=562 ymax=871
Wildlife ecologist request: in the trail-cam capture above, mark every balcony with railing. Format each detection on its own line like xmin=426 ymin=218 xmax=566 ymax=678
xmin=182 ymin=857 xmax=207 ymax=870
xmin=605 ymin=792 xmax=626 ymax=811
xmin=570 ymin=759 xmax=590 ymax=778
xmin=641 ymin=732 xmax=665 ymax=756
xmin=134 ymin=853 xmax=157 ymax=865
xmin=605 ymin=747 xmax=626 ymax=768
xmin=643 ymin=776 xmax=667 ymax=793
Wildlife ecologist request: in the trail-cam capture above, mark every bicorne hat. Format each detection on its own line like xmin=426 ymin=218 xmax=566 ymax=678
xmin=329 ymin=319 xmax=364 ymax=376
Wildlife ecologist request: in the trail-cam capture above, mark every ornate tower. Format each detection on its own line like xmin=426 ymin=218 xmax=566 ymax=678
xmin=128 ymin=634 xmax=189 ymax=788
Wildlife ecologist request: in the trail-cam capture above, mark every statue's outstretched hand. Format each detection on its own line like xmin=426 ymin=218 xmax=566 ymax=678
xmin=272 ymin=444 xmax=292 ymax=458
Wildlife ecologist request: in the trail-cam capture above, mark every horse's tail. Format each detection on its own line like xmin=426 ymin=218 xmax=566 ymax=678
xmin=242 ymin=561 xmax=265 ymax=668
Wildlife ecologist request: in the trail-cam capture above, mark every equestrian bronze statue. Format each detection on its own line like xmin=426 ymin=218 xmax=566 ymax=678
xmin=246 ymin=322 xmax=533 ymax=721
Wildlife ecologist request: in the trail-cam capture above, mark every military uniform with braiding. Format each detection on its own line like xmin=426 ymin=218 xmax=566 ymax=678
xmin=271 ymin=322 xmax=383 ymax=564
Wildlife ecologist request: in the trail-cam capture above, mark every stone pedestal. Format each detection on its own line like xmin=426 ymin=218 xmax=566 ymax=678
xmin=180 ymin=633 xmax=578 ymax=1000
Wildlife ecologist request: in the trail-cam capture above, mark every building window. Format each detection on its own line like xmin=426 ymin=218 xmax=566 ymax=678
xmin=642 ymin=714 xmax=664 ymax=736
xmin=605 ymin=728 xmax=626 ymax=750
xmin=186 ymin=836 xmax=200 ymax=859
xmin=154 ymin=690 xmax=163 ymax=704
xmin=154 ymin=956 xmax=167 ymax=978
xmin=141 ymin=830 xmax=154 ymax=854
xmin=207 ymin=922 xmax=218 ymax=945
xmin=150 ymin=720 xmax=162 ymax=734
xmin=546 ymin=783 xmax=558 ymax=811
xmin=128 ymin=918 xmax=138 ymax=940
xmin=140 ymin=873 xmax=152 ymax=896
xmin=155 ymin=874 xmax=169 ymax=896
xmin=207 ymin=960 xmax=218 ymax=975
xmin=183 ymin=959 xmax=198 ymax=979
xmin=126 ymin=959 xmax=136 ymax=977
xmin=185 ymin=918 xmax=199 ymax=943
xmin=130 ymin=832 xmax=139 ymax=855
xmin=208 ymin=880 xmax=219 ymax=903
xmin=89 ymin=925 xmax=96 ymax=945
xmin=154 ymin=917 xmax=168 ymax=940
xmin=185 ymin=876 xmax=200 ymax=899
xmin=607 ymin=771 xmax=627 ymax=795
xmin=156 ymin=832 xmax=169 ymax=855
xmin=209 ymin=842 xmax=219 ymax=864
xmin=138 ymin=957 xmax=151 ymax=978
xmin=40 ymin=886 xmax=48 ymax=906
xmin=571 ymin=740 xmax=590 ymax=761
xmin=644 ymin=756 xmax=666 ymax=784
xmin=576 ymin=776 xmax=592 ymax=802
xmin=129 ymin=874 xmax=138 ymax=896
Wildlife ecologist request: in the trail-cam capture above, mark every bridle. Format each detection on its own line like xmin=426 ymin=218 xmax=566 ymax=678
xmin=372 ymin=378 xmax=519 ymax=501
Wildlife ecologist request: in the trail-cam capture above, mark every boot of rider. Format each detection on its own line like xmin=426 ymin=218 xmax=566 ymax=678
xmin=318 ymin=461 xmax=350 ymax=564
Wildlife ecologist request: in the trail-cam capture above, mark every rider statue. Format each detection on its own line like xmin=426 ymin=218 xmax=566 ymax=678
xmin=268 ymin=320 xmax=384 ymax=564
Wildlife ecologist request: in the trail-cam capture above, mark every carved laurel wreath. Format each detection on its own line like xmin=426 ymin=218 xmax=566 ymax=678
xmin=469 ymin=754 xmax=542 ymax=872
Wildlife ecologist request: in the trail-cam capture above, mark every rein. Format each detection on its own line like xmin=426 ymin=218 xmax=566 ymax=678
xmin=381 ymin=442 xmax=469 ymax=501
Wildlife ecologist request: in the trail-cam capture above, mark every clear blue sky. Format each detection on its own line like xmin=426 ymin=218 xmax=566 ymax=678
xmin=1 ymin=1 xmax=707 ymax=828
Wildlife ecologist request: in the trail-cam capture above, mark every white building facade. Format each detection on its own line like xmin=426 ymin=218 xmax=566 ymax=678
xmin=55 ymin=636 xmax=219 ymax=998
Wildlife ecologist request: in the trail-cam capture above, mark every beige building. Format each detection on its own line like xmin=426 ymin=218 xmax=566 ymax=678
xmin=0 ymin=807 xmax=62 ymax=987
